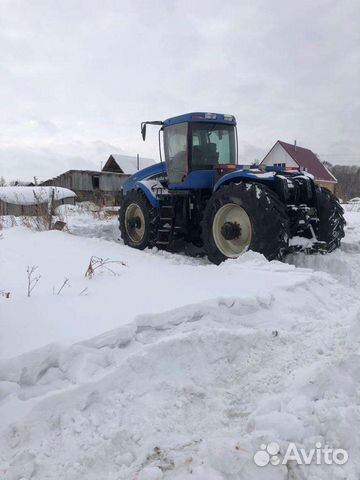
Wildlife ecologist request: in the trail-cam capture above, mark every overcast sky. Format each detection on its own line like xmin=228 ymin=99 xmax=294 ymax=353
xmin=0 ymin=0 xmax=359 ymax=180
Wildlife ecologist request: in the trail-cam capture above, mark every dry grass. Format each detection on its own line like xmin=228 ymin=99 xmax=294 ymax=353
xmin=85 ymin=256 xmax=127 ymax=279
xmin=26 ymin=266 xmax=41 ymax=297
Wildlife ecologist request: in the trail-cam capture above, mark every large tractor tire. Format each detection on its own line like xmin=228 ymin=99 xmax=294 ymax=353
xmin=201 ymin=182 xmax=289 ymax=265
xmin=316 ymin=186 xmax=345 ymax=252
xmin=119 ymin=190 xmax=158 ymax=250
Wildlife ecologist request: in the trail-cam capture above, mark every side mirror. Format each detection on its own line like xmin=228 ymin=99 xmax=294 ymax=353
xmin=140 ymin=120 xmax=163 ymax=141
xmin=141 ymin=123 xmax=146 ymax=141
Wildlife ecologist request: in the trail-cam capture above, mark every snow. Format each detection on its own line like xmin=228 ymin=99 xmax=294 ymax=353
xmin=343 ymin=200 xmax=360 ymax=212
xmin=0 ymin=207 xmax=359 ymax=479
xmin=110 ymin=154 xmax=156 ymax=175
xmin=0 ymin=226 xmax=312 ymax=357
xmin=0 ymin=186 xmax=76 ymax=205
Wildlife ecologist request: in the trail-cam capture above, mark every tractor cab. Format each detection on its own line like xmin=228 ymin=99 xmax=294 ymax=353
xmin=141 ymin=112 xmax=238 ymax=189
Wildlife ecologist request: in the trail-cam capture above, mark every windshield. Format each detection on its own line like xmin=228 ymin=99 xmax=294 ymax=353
xmin=191 ymin=123 xmax=236 ymax=169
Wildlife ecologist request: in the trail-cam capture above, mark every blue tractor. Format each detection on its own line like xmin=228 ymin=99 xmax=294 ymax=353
xmin=119 ymin=112 xmax=345 ymax=264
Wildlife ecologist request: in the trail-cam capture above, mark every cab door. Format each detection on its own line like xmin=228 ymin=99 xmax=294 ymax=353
xmin=163 ymin=122 xmax=189 ymax=184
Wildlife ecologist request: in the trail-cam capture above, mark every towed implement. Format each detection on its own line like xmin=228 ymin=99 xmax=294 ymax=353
xmin=119 ymin=112 xmax=345 ymax=264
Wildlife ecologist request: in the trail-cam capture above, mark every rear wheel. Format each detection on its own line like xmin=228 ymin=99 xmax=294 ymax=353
xmin=201 ymin=182 xmax=289 ymax=264
xmin=119 ymin=190 xmax=158 ymax=249
xmin=316 ymin=186 xmax=345 ymax=252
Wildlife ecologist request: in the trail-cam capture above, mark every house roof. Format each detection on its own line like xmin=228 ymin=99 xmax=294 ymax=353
xmin=277 ymin=140 xmax=337 ymax=183
xmin=59 ymin=169 xmax=125 ymax=176
xmin=103 ymin=154 xmax=156 ymax=175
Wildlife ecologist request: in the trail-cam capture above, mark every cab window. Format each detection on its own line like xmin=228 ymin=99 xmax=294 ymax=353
xmin=164 ymin=123 xmax=188 ymax=183
xmin=191 ymin=123 xmax=236 ymax=169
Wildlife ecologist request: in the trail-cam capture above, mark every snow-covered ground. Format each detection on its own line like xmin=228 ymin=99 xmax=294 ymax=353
xmin=343 ymin=199 xmax=360 ymax=213
xmin=0 ymin=206 xmax=359 ymax=479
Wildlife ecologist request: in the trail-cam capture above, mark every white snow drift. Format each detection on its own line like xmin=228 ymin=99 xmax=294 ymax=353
xmin=0 ymin=208 xmax=359 ymax=479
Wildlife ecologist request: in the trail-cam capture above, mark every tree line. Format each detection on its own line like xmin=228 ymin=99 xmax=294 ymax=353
xmin=328 ymin=165 xmax=360 ymax=201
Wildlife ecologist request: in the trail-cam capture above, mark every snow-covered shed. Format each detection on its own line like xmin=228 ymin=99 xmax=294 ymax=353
xmin=260 ymin=140 xmax=338 ymax=192
xmin=102 ymin=154 xmax=156 ymax=175
xmin=41 ymin=169 xmax=128 ymax=205
xmin=0 ymin=186 xmax=76 ymax=216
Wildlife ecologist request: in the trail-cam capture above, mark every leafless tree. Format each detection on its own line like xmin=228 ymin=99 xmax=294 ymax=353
xmin=330 ymin=164 xmax=360 ymax=201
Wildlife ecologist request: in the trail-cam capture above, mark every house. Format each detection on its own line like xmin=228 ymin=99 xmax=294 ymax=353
xmin=102 ymin=154 xmax=156 ymax=175
xmin=0 ymin=186 xmax=75 ymax=216
xmin=260 ymin=140 xmax=338 ymax=192
xmin=41 ymin=169 xmax=128 ymax=205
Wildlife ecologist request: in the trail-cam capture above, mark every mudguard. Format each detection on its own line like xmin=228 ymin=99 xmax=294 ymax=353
xmin=213 ymin=169 xmax=276 ymax=192
xmin=122 ymin=163 xmax=165 ymax=194
xmin=131 ymin=180 xmax=162 ymax=208
xmin=121 ymin=163 xmax=165 ymax=208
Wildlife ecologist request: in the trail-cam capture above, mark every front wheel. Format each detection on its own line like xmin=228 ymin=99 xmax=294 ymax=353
xmin=119 ymin=190 xmax=158 ymax=249
xmin=201 ymin=182 xmax=289 ymax=264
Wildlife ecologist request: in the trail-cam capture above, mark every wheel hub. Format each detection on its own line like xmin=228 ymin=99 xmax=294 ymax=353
xmin=125 ymin=203 xmax=145 ymax=244
xmin=127 ymin=216 xmax=142 ymax=229
xmin=212 ymin=203 xmax=252 ymax=258
xmin=221 ymin=221 xmax=241 ymax=240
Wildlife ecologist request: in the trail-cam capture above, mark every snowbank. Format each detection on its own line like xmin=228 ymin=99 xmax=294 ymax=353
xmin=55 ymin=203 xmax=120 ymax=241
xmin=0 ymin=186 xmax=75 ymax=205
xmin=343 ymin=199 xmax=360 ymax=212
xmin=0 ymin=210 xmax=359 ymax=479
xmin=0 ymin=275 xmax=358 ymax=479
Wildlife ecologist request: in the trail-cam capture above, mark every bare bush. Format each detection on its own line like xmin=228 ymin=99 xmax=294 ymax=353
xmin=26 ymin=266 xmax=41 ymax=297
xmin=21 ymin=207 xmax=49 ymax=231
xmin=0 ymin=215 xmax=17 ymax=230
xmin=85 ymin=256 xmax=127 ymax=279
xmin=0 ymin=290 xmax=10 ymax=299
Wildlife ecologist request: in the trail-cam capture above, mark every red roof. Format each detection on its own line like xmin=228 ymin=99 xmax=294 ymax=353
xmin=278 ymin=141 xmax=337 ymax=183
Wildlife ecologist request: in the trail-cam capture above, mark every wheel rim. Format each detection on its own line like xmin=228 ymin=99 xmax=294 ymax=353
xmin=212 ymin=203 xmax=252 ymax=258
xmin=125 ymin=203 xmax=145 ymax=244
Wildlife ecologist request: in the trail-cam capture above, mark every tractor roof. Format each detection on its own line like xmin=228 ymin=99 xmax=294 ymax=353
xmin=163 ymin=112 xmax=236 ymax=127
